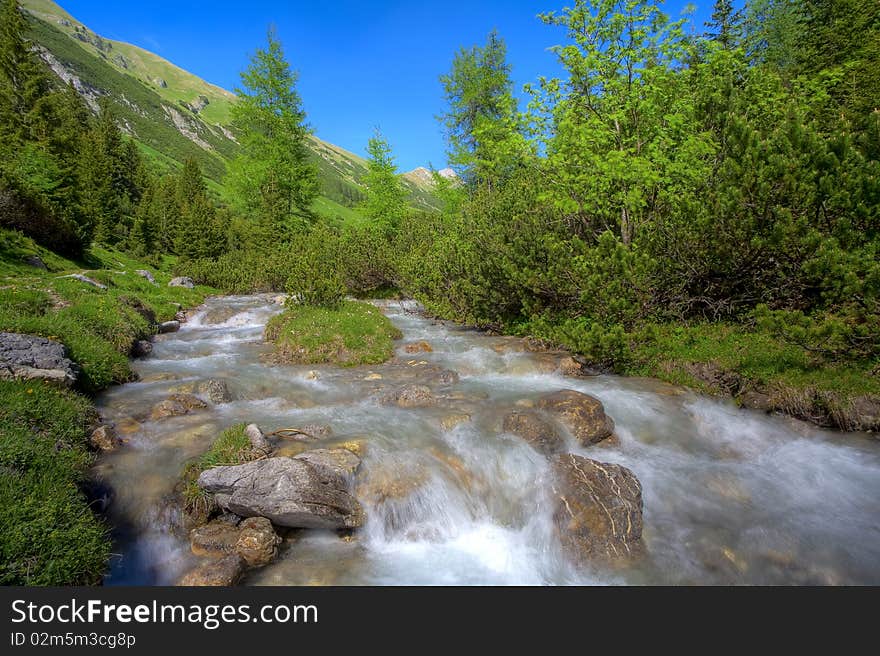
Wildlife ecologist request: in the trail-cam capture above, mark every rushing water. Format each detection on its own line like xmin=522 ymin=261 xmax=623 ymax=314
xmin=93 ymin=295 xmax=880 ymax=585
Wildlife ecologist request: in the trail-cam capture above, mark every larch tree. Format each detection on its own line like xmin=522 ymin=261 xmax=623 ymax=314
xmin=360 ymin=128 xmax=407 ymax=234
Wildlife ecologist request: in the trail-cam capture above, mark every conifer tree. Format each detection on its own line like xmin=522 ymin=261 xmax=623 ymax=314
xmin=360 ymin=128 xmax=407 ymax=233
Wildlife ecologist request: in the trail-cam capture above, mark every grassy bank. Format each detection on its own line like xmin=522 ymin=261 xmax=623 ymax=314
xmin=0 ymin=229 xmax=216 ymax=585
xmin=265 ymin=300 xmax=402 ymax=367
xmin=525 ymin=317 xmax=880 ymax=432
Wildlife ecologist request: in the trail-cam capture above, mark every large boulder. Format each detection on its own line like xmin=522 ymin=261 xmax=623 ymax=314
xmin=168 ymin=276 xmax=195 ymax=289
xmin=550 ymin=454 xmax=644 ymax=565
xmin=294 ymin=448 xmax=361 ymax=480
xmin=23 ymin=255 xmax=47 ymax=270
xmin=198 ymin=457 xmax=364 ymax=530
xmin=0 ymin=333 xmax=77 ymax=387
xmin=536 ymin=390 xmax=615 ymax=445
xmin=502 ymin=411 xmax=565 ymax=456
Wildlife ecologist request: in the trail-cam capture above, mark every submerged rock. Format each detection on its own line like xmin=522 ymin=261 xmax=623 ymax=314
xmin=89 ymin=425 xmax=121 ymax=452
xmin=0 ymin=333 xmax=77 ymax=387
xmin=178 ymin=554 xmax=245 ymax=586
xmin=198 ymin=457 xmax=364 ymax=530
xmin=381 ymin=384 xmax=436 ymax=408
xmin=150 ymin=393 xmax=208 ymax=421
xmin=536 ymin=389 xmax=615 ymax=445
xmin=404 ymin=341 xmax=433 ymax=354
xmin=168 ymin=276 xmax=195 ymax=289
xmin=440 ymin=414 xmax=472 ymax=431
xmin=551 ymin=453 xmax=644 ymax=565
xmin=502 ymin=411 xmax=565 ymax=456
xmin=201 ymin=378 xmax=232 ymax=404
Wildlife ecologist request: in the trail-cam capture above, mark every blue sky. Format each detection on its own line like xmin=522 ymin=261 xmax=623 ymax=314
xmin=58 ymin=1 xmax=714 ymax=172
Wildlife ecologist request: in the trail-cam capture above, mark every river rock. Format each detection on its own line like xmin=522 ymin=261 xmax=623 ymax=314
xmin=89 ymin=425 xmax=121 ymax=452
xmin=158 ymin=320 xmax=180 ymax=334
xmin=168 ymin=276 xmax=195 ymax=289
xmin=178 ymin=554 xmax=245 ymax=586
xmin=536 ymin=390 xmax=615 ymax=445
xmin=150 ymin=393 xmax=208 ymax=420
xmin=441 ymin=414 xmax=471 ymax=431
xmin=294 ymin=448 xmax=361 ymax=480
xmin=201 ymin=378 xmax=232 ymax=404
xmin=404 ymin=341 xmax=433 ymax=354
xmin=135 ymin=269 xmax=156 ymax=284
xmin=382 ymin=384 xmax=436 ymax=408
xmin=245 ymin=423 xmax=271 ymax=454
xmin=198 ymin=457 xmax=364 ymax=530
xmin=235 ymin=517 xmax=281 ymax=568
xmin=0 ymin=333 xmax=77 ymax=387
xmin=502 ymin=411 xmax=565 ymax=456
xmin=130 ymin=339 xmax=153 ymax=358
xmin=551 ymin=454 xmax=644 ymax=565
xmin=739 ymin=390 xmax=772 ymax=413
xmin=190 ymin=520 xmax=242 ymax=557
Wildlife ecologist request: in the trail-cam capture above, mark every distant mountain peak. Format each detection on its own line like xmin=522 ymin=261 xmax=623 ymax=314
xmin=404 ymin=166 xmax=459 ymax=190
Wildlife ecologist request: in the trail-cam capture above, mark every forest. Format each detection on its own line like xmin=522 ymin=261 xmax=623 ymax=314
xmin=0 ymin=0 xmax=879 ymax=585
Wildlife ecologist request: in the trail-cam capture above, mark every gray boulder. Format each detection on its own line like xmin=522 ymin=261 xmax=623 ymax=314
xmin=294 ymin=448 xmax=361 ymax=480
xmin=158 ymin=320 xmax=180 ymax=334
xmin=23 ymin=255 xmax=47 ymax=270
xmin=135 ymin=269 xmax=156 ymax=284
xmin=0 ymin=333 xmax=77 ymax=386
xmin=168 ymin=276 xmax=195 ymax=289
xmin=59 ymin=273 xmax=107 ymax=290
xmin=198 ymin=457 xmax=364 ymax=530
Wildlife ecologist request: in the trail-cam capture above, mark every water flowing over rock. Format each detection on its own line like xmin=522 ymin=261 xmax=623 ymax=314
xmin=89 ymin=425 xmax=121 ymax=452
xmin=168 ymin=276 xmax=195 ymax=289
xmin=551 ymin=454 xmax=644 ymax=565
xmin=158 ymin=320 xmax=180 ymax=334
xmin=382 ymin=384 xmax=436 ymax=408
xmin=197 ymin=457 xmax=365 ymax=530
xmin=130 ymin=339 xmax=153 ymax=358
xmin=536 ymin=390 xmax=615 ymax=445
xmin=502 ymin=411 xmax=565 ymax=456
xmin=178 ymin=554 xmax=245 ymax=586
xmin=150 ymin=393 xmax=208 ymax=420
xmin=0 ymin=333 xmax=77 ymax=387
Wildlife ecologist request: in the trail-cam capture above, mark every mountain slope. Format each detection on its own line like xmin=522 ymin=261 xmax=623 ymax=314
xmin=21 ymin=0 xmax=440 ymax=215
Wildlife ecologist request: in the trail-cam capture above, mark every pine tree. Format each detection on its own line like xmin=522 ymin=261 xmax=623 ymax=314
xmin=0 ymin=0 xmax=49 ymax=145
xmin=439 ymin=29 xmax=528 ymax=188
xmin=706 ymin=0 xmax=742 ymax=49
xmin=360 ymin=128 xmax=407 ymax=234
xmin=226 ymin=28 xmax=317 ymax=243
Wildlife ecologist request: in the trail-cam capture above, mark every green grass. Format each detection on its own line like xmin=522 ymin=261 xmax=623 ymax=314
xmin=0 ymin=380 xmax=109 ymax=585
xmin=1 ymin=232 xmax=215 ymax=392
xmin=0 ymin=230 xmax=220 ymax=584
xmin=265 ymin=300 xmax=402 ymax=367
xmin=179 ymin=423 xmax=253 ymax=513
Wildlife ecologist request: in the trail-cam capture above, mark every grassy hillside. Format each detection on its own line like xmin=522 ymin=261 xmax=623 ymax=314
xmin=22 ymin=0 xmax=440 ymax=215
xmin=0 ymin=228 xmax=217 ymax=584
